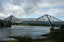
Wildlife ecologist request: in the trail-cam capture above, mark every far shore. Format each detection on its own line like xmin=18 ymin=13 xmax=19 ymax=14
xmin=12 ymin=23 xmax=56 ymax=26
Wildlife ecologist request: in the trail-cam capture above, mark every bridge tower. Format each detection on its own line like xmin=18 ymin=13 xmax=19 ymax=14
xmin=4 ymin=15 xmax=19 ymax=22
xmin=4 ymin=15 xmax=19 ymax=27
xmin=36 ymin=14 xmax=64 ymax=29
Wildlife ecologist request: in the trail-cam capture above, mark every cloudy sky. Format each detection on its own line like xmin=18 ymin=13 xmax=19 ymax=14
xmin=0 ymin=0 xmax=64 ymax=20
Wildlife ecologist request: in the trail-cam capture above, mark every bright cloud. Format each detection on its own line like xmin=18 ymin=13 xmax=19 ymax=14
xmin=0 ymin=0 xmax=64 ymax=18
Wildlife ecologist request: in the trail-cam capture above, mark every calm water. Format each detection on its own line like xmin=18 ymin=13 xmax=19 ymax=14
xmin=0 ymin=25 xmax=51 ymax=40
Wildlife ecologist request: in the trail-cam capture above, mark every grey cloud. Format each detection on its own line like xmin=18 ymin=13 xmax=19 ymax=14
xmin=8 ymin=0 xmax=24 ymax=5
xmin=9 ymin=0 xmax=43 ymax=6
xmin=0 ymin=0 xmax=64 ymax=17
xmin=8 ymin=0 xmax=43 ymax=14
xmin=46 ymin=0 xmax=64 ymax=5
xmin=0 ymin=0 xmax=4 ymax=12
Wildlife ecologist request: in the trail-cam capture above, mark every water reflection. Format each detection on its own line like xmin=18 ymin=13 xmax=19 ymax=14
xmin=0 ymin=27 xmax=15 ymax=41
xmin=0 ymin=25 xmax=50 ymax=40
xmin=11 ymin=25 xmax=50 ymax=39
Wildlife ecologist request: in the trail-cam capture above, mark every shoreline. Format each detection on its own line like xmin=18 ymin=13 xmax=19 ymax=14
xmin=8 ymin=36 xmax=47 ymax=42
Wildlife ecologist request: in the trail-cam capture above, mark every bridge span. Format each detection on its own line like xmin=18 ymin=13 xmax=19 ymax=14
xmin=1 ymin=14 xmax=64 ymax=27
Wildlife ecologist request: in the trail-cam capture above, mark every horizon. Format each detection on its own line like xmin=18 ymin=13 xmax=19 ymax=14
xmin=1 ymin=14 xmax=64 ymax=21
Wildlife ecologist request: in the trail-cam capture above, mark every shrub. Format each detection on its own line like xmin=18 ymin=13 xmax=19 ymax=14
xmin=11 ymin=36 xmax=32 ymax=42
xmin=60 ymin=25 xmax=64 ymax=29
xmin=48 ymin=29 xmax=64 ymax=42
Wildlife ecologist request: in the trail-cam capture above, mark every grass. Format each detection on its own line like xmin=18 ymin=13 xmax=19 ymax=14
xmin=0 ymin=40 xmax=17 ymax=42
xmin=12 ymin=23 xmax=51 ymax=26
xmin=43 ymin=39 xmax=59 ymax=42
xmin=7 ymin=40 xmax=18 ymax=42
xmin=0 ymin=39 xmax=60 ymax=42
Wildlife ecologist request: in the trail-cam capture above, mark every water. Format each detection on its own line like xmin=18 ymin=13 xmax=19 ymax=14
xmin=0 ymin=25 xmax=51 ymax=40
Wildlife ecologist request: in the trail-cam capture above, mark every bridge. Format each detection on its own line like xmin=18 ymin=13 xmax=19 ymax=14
xmin=0 ymin=14 xmax=64 ymax=27
xmin=37 ymin=14 xmax=64 ymax=27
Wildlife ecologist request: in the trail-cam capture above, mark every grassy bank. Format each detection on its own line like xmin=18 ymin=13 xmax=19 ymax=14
xmin=0 ymin=39 xmax=57 ymax=42
xmin=6 ymin=39 xmax=57 ymax=42
xmin=12 ymin=23 xmax=55 ymax=26
xmin=0 ymin=40 xmax=17 ymax=42
xmin=8 ymin=36 xmax=60 ymax=42
xmin=43 ymin=39 xmax=60 ymax=42
xmin=7 ymin=40 xmax=17 ymax=42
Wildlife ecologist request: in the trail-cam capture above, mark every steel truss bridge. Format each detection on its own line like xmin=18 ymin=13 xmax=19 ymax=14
xmin=3 ymin=14 xmax=64 ymax=27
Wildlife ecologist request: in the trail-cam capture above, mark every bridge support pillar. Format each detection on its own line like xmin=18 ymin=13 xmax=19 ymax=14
xmin=50 ymin=27 xmax=54 ymax=32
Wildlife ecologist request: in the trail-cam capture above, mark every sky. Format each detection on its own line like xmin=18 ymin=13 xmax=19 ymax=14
xmin=0 ymin=0 xmax=64 ymax=20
